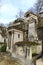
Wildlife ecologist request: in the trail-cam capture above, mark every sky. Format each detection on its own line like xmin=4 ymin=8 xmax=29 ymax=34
xmin=0 ymin=0 xmax=36 ymax=24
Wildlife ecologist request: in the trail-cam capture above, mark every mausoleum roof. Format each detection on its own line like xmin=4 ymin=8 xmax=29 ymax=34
xmin=15 ymin=41 xmax=40 ymax=47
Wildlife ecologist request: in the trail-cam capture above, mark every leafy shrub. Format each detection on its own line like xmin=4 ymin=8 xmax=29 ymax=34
xmin=0 ymin=43 xmax=7 ymax=52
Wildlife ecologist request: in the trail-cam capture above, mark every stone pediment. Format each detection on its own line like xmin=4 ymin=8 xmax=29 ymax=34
xmin=28 ymin=17 xmax=36 ymax=24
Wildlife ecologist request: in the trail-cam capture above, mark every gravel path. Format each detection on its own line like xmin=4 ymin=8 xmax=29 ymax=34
xmin=36 ymin=58 xmax=43 ymax=65
xmin=0 ymin=53 xmax=21 ymax=65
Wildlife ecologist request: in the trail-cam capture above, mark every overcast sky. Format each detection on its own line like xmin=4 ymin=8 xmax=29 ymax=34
xmin=0 ymin=0 xmax=36 ymax=24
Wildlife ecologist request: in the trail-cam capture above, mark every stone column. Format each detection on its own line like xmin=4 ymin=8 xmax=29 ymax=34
xmin=29 ymin=47 xmax=32 ymax=60
xmin=6 ymin=33 xmax=9 ymax=52
xmin=26 ymin=47 xmax=28 ymax=59
xmin=10 ymin=32 xmax=13 ymax=53
xmin=10 ymin=31 xmax=14 ymax=53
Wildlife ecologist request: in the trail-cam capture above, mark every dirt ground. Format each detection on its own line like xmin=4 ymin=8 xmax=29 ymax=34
xmin=36 ymin=58 xmax=43 ymax=65
xmin=0 ymin=53 xmax=21 ymax=65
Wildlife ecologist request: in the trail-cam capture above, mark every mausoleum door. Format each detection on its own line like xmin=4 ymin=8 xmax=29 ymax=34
xmin=25 ymin=47 xmax=30 ymax=59
xmin=27 ymin=48 xmax=30 ymax=59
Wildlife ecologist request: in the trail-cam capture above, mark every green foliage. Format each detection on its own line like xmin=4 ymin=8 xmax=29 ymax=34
xmin=0 ymin=43 xmax=7 ymax=52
